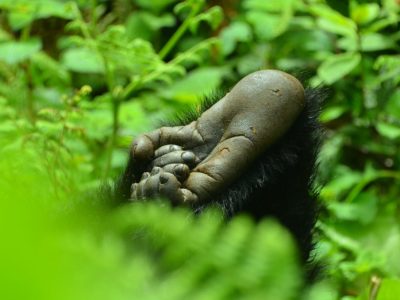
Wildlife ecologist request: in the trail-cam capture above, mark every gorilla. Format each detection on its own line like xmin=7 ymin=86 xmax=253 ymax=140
xmin=110 ymin=70 xmax=323 ymax=262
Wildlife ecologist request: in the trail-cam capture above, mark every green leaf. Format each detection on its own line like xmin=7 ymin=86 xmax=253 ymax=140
xmin=328 ymin=191 xmax=378 ymax=224
xmin=245 ymin=0 xmax=294 ymax=41
xmin=310 ymin=4 xmax=356 ymax=37
xmin=304 ymin=282 xmax=338 ymax=300
xmin=31 ymin=52 xmax=71 ymax=85
xmin=0 ymin=39 xmax=42 ymax=64
xmin=244 ymin=0 xmax=295 ymax=12
xmin=125 ymin=12 xmax=175 ymax=40
xmin=367 ymin=17 xmax=399 ymax=33
xmin=245 ymin=13 xmax=285 ymax=41
xmin=190 ymin=6 xmax=223 ymax=33
xmin=361 ymin=33 xmax=396 ymax=52
xmin=2 ymin=0 xmax=75 ymax=30
xmin=374 ymin=55 xmax=400 ymax=84
xmin=61 ymin=47 xmax=105 ymax=74
xmin=160 ymin=67 xmax=224 ymax=104
xmin=318 ymin=52 xmax=361 ymax=84
xmin=384 ymin=90 xmax=400 ymax=119
xmin=377 ymin=279 xmax=400 ymax=300
xmin=244 ymin=0 xmax=295 ymax=41
xmin=376 ymin=122 xmax=400 ymax=140
xmin=320 ymin=165 xmax=362 ymax=201
xmin=338 ymin=33 xmax=396 ymax=52
xmin=136 ymin=0 xmax=180 ymax=13
xmin=0 ymin=28 xmax=12 ymax=42
xmin=37 ymin=1 xmax=75 ymax=19
xmin=119 ymin=101 xmax=152 ymax=135
xmin=220 ymin=21 xmax=252 ymax=55
xmin=351 ymin=3 xmax=380 ymax=25
xmin=320 ymin=106 xmax=348 ymax=122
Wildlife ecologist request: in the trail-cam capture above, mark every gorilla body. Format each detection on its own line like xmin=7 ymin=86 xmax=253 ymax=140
xmin=112 ymin=70 xmax=323 ymax=262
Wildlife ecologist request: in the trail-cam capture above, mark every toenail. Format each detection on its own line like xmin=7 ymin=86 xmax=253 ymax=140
xmin=182 ymin=151 xmax=195 ymax=162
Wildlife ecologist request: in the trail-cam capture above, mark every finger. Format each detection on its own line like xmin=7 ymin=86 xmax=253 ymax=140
xmin=130 ymin=183 xmax=139 ymax=200
xmin=158 ymin=172 xmax=182 ymax=203
xmin=142 ymin=174 xmax=162 ymax=198
xmin=162 ymin=163 xmax=190 ymax=181
xmin=132 ymin=123 xmax=203 ymax=161
xmin=151 ymin=166 xmax=162 ymax=175
xmin=152 ymin=151 xmax=197 ymax=168
xmin=135 ymin=180 xmax=145 ymax=199
xmin=154 ymin=144 xmax=182 ymax=158
xmin=141 ymin=172 xmax=150 ymax=180
xmin=180 ymin=188 xmax=198 ymax=203
xmin=131 ymin=135 xmax=155 ymax=161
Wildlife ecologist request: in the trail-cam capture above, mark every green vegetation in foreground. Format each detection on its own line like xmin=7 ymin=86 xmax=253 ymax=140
xmin=0 ymin=141 xmax=336 ymax=300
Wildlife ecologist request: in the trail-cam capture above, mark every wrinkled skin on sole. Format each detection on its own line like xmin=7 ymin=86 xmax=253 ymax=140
xmin=129 ymin=70 xmax=305 ymax=204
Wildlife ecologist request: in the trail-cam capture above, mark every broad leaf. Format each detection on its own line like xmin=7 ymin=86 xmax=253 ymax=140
xmin=377 ymin=279 xmax=400 ymax=300
xmin=376 ymin=122 xmax=400 ymax=140
xmin=310 ymin=4 xmax=356 ymax=36
xmin=0 ymin=39 xmax=42 ymax=64
xmin=318 ymin=52 xmax=361 ymax=84
xmin=351 ymin=3 xmax=380 ymax=25
xmin=61 ymin=48 xmax=105 ymax=74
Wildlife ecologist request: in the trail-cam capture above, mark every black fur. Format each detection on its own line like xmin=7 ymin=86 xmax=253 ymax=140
xmin=197 ymin=88 xmax=324 ymax=262
xmin=112 ymin=87 xmax=325 ymax=263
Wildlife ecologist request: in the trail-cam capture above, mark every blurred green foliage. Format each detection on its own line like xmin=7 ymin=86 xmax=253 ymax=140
xmin=0 ymin=0 xmax=399 ymax=299
xmin=0 ymin=140 xmax=337 ymax=300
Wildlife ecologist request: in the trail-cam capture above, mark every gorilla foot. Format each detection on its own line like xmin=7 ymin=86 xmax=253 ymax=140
xmin=129 ymin=70 xmax=306 ymax=204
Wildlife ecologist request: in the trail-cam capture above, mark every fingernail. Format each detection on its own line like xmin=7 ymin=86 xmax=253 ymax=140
xmin=182 ymin=151 xmax=195 ymax=162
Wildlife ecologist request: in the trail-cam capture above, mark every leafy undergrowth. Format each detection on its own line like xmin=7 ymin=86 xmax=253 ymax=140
xmin=0 ymin=142 xmax=336 ymax=300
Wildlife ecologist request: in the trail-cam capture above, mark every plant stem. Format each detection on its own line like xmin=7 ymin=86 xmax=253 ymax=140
xmin=73 ymin=3 xmax=119 ymax=180
xmin=158 ymin=2 xmax=203 ymax=60
xmin=23 ymin=62 xmax=36 ymax=123
xmin=123 ymin=3 xmax=204 ymax=98
xmin=344 ymin=170 xmax=400 ymax=203
xmin=103 ymin=96 xmax=121 ymax=180
xmin=122 ymin=37 xmax=218 ymax=99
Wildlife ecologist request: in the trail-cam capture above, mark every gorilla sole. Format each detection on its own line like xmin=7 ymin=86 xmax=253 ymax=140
xmin=112 ymin=70 xmax=323 ymax=262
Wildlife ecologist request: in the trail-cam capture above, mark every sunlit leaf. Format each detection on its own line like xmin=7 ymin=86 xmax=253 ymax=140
xmin=190 ymin=6 xmax=223 ymax=32
xmin=361 ymin=33 xmax=396 ymax=52
xmin=0 ymin=39 xmax=42 ymax=64
xmin=318 ymin=52 xmax=361 ymax=84
xmin=377 ymin=278 xmax=400 ymax=300
xmin=328 ymin=191 xmax=378 ymax=224
xmin=135 ymin=0 xmax=180 ymax=13
xmin=125 ymin=12 xmax=175 ymax=40
xmin=220 ymin=21 xmax=252 ymax=55
xmin=320 ymin=106 xmax=348 ymax=122
xmin=61 ymin=48 xmax=105 ymax=74
xmin=376 ymin=122 xmax=400 ymax=140
xmin=1 ymin=0 xmax=75 ymax=30
xmin=310 ymin=4 xmax=356 ymax=36
xmin=351 ymin=3 xmax=380 ymax=25
xmin=160 ymin=67 xmax=225 ymax=104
